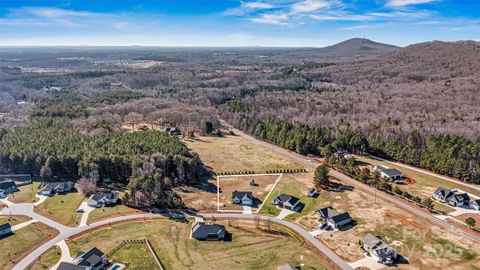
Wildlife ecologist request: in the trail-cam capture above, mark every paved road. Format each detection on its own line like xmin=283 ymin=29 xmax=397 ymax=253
xmin=223 ymin=121 xmax=480 ymax=243
xmin=1 ymin=203 xmax=70 ymax=232
xmin=14 ymin=212 xmax=353 ymax=270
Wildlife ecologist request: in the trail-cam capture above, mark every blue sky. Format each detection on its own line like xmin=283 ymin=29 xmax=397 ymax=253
xmin=0 ymin=0 xmax=479 ymax=46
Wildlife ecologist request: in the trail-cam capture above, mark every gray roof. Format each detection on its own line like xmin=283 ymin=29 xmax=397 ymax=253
xmin=0 ymin=181 xmax=17 ymax=191
xmin=192 ymin=222 xmax=226 ymax=236
xmin=232 ymin=191 xmax=253 ymax=201
xmin=0 ymin=223 xmax=11 ymax=230
xmin=363 ymin=234 xmax=396 ymax=255
xmin=434 ymin=187 xmax=454 ymax=199
xmin=449 ymin=193 xmax=470 ymax=203
xmin=76 ymin=247 xmax=104 ymax=267
xmin=90 ymin=192 xmax=115 ymax=201
xmin=330 ymin=212 xmax=352 ymax=224
xmin=40 ymin=181 xmax=73 ymax=192
xmin=381 ymin=168 xmax=403 ymax=177
xmin=0 ymin=174 xmax=31 ymax=182
xmin=275 ymin=194 xmax=299 ymax=205
xmin=317 ymin=207 xmax=339 ymax=219
xmin=57 ymin=262 xmax=88 ymax=270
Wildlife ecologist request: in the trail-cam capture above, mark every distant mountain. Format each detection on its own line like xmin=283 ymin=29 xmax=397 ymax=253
xmin=318 ymin=38 xmax=400 ymax=57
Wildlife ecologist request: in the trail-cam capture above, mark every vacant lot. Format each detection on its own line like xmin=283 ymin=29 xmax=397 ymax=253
xmin=218 ymin=174 xmax=281 ymax=211
xmin=110 ymin=243 xmax=160 ymax=269
xmin=35 ymin=193 xmax=84 ymax=226
xmin=184 ymin=134 xmax=303 ymax=173
xmin=0 ymin=223 xmax=58 ymax=270
xmin=66 ymin=219 xmax=329 ymax=270
xmin=88 ymin=204 xmax=145 ymax=223
xmin=0 ymin=215 xmax=31 ymax=226
xmin=8 ymin=182 xmax=42 ymax=204
xmin=259 ymin=171 xmax=480 ymax=269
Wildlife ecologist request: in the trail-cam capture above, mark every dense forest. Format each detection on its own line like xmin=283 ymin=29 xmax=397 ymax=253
xmin=0 ymin=121 xmax=206 ymax=208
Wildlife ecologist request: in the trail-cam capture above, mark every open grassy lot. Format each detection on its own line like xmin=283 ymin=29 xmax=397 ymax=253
xmin=0 ymin=223 xmax=58 ymax=270
xmin=67 ymin=219 xmax=329 ymax=270
xmin=110 ymin=243 xmax=160 ymax=269
xmin=8 ymin=182 xmax=42 ymax=204
xmin=184 ymin=134 xmax=303 ymax=173
xmin=0 ymin=215 xmax=31 ymax=226
xmin=35 ymin=192 xmax=84 ymax=226
xmin=88 ymin=204 xmax=145 ymax=223
xmin=258 ymin=171 xmax=480 ymax=268
xmin=218 ymin=174 xmax=281 ymax=211
xmin=26 ymin=246 xmax=61 ymax=270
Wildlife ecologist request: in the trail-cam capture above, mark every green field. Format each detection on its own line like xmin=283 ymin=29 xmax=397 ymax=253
xmin=8 ymin=182 xmax=42 ymax=204
xmin=88 ymin=204 xmax=144 ymax=223
xmin=67 ymin=219 xmax=329 ymax=270
xmin=0 ymin=215 xmax=31 ymax=226
xmin=110 ymin=243 xmax=160 ymax=269
xmin=35 ymin=193 xmax=84 ymax=226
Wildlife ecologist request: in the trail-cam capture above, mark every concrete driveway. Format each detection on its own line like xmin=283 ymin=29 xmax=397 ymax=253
xmin=349 ymin=255 xmax=385 ymax=270
xmin=276 ymin=208 xmax=296 ymax=220
xmin=77 ymin=202 xmax=96 ymax=226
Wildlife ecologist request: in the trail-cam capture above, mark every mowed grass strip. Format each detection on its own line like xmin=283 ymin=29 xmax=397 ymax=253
xmin=0 ymin=223 xmax=58 ymax=270
xmin=35 ymin=193 xmax=84 ymax=226
xmin=0 ymin=215 xmax=32 ymax=226
xmin=26 ymin=246 xmax=61 ymax=270
xmin=88 ymin=204 xmax=145 ymax=223
xmin=8 ymin=182 xmax=42 ymax=204
xmin=184 ymin=135 xmax=303 ymax=173
xmin=110 ymin=243 xmax=160 ymax=269
xmin=67 ymin=219 xmax=329 ymax=270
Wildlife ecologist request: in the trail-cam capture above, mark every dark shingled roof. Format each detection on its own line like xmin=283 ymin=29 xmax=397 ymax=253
xmin=91 ymin=192 xmax=115 ymax=201
xmin=275 ymin=194 xmax=299 ymax=205
xmin=232 ymin=191 xmax=253 ymax=200
xmin=329 ymin=212 xmax=352 ymax=224
xmin=76 ymin=247 xmax=104 ymax=267
xmin=0 ymin=223 xmax=11 ymax=231
xmin=0 ymin=181 xmax=17 ymax=191
xmin=56 ymin=262 xmax=88 ymax=270
xmin=317 ymin=207 xmax=339 ymax=219
xmin=192 ymin=222 xmax=226 ymax=236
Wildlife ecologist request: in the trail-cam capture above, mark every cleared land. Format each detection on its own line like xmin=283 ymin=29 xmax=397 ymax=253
xmin=35 ymin=193 xmax=84 ymax=226
xmin=184 ymin=134 xmax=303 ymax=173
xmin=260 ymin=172 xmax=480 ymax=269
xmin=66 ymin=219 xmax=329 ymax=270
xmin=0 ymin=215 xmax=31 ymax=226
xmin=26 ymin=246 xmax=61 ymax=270
xmin=110 ymin=243 xmax=160 ymax=269
xmin=88 ymin=203 xmax=145 ymax=223
xmin=8 ymin=182 xmax=41 ymax=204
xmin=218 ymin=174 xmax=281 ymax=211
xmin=0 ymin=223 xmax=58 ymax=270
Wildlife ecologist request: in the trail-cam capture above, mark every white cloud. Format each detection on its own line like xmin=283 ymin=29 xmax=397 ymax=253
xmin=242 ymin=2 xmax=275 ymax=9
xmin=291 ymin=0 xmax=331 ymax=13
xmin=386 ymin=0 xmax=437 ymax=7
xmin=250 ymin=13 xmax=291 ymax=26
xmin=224 ymin=1 xmax=275 ymax=16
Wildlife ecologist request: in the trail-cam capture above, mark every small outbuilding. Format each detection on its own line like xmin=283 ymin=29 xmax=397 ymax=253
xmin=306 ymin=188 xmax=318 ymax=198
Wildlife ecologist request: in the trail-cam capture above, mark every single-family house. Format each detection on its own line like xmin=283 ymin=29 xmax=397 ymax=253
xmin=363 ymin=234 xmax=398 ymax=265
xmin=372 ymin=165 xmax=404 ymax=183
xmin=0 ymin=174 xmax=32 ymax=186
xmin=191 ymin=222 xmax=226 ymax=240
xmin=73 ymin=247 xmax=108 ymax=269
xmin=306 ymin=188 xmax=318 ymax=198
xmin=447 ymin=193 xmax=471 ymax=207
xmin=317 ymin=207 xmax=352 ymax=229
xmin=0 ymin=181 xmax=18 ymax=198
xmin=87 ymin=191 xmax=118 ymax=208
xmin=470 ymin=199 xmax=480 ymax=211
xmin=272 ymin=194 xmax=300 ymax=210
xmin=232 ymin=191 xmax=254 ymax=206
xmin=334 ymin=150 xmax=352 ymax=160
xmin=0 ymin=223 xmax=12 ymax=237
xmin=38 ymin=181 xmax=74 ymax=196
xmin=277 ymin=263 xmax=300 ymax=270
xmin=432 ymin=187 xmax=454 ymax=203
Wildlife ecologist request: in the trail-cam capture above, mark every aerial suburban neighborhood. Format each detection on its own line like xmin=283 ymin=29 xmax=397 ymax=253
xmin=1 ymin=1 xmax=480 ymax=269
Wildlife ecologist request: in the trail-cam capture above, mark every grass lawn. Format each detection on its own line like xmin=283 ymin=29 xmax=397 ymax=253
xmin=184 ymin=134 xmax=303 ymax=173
xmin=110 ymin=243 xmax=159 ymax=269
xmin=26 ymin=246 xmax=61 ymax=270
xmin=88 ymin=204 xmax=145 ymax=223
xmin=35 ymin=192 xmax=84 ymax=226
xmin=67 ymin=219 xmax=329 ymax=270
xmin=9 ymin=182 xmax=42 ymax=204
xmin=0 ymin=223 xmax=58 ymax=270
xmin=0 ymin=215 xmax=31 ymax=226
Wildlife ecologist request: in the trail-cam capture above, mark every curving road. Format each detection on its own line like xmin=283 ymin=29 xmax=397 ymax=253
xmin=12 ymin=212 xmax=353 ymax=270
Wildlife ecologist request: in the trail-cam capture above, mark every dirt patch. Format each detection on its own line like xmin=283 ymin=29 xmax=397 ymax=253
xmin=385 ymin=210 xmax=423 ymax=229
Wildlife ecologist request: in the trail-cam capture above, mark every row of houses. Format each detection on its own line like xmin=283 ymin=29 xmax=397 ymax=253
xmin=433 ymin=187 xmax=480 ymax=209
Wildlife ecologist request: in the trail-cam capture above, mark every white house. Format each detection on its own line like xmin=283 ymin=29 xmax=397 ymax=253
xmin=38 ymin=181 xmax=74 ymax=196
xmin=470 ymin=199 xmax=480 ymax=211
xmin=372 ymin=165 xmax=404 ymax=184
xmin=87 ymin=191 xmax=119 ymax=208
xmin=363 ymin=234 xmax=398 ymax=265
xmin=232 ymin=191 xmax=254 ymax=206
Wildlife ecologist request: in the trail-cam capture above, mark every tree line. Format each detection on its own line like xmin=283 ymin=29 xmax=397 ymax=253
xmin=222 ymin=107 xmax=480 ymax=184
